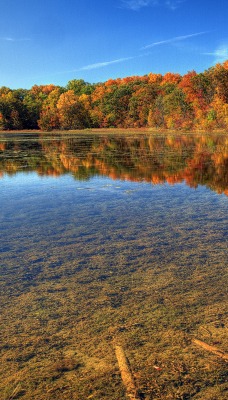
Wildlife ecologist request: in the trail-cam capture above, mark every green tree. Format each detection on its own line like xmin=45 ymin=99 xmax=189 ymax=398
xmin=66 ymin=79 xmax=95 ymax=95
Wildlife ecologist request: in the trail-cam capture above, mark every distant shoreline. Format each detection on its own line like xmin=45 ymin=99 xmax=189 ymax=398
xmin=0 ymin=128 xmax=227 ymax=135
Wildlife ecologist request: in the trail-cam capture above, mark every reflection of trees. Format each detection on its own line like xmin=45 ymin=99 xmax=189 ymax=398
xmin=0 ymin=134 xmax=227 ymax=194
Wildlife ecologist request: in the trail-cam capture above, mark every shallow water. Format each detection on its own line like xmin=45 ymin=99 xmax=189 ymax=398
xmin=0 ymin=133 xmax=227 ymax=400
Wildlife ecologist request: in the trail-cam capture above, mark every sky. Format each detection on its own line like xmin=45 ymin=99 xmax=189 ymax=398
xmin=0 ymin=0 xmax=228 ymax=89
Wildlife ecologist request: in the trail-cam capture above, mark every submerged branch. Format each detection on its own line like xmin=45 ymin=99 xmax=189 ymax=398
xmin=192 ymin=338 xmax=228 ymax=361
xmin=114 ymin=344 xmax=142 ymax=400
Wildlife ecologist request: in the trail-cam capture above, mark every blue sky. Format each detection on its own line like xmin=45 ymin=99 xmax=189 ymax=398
xmin=0 ymin=0 xmax=227 ymax=88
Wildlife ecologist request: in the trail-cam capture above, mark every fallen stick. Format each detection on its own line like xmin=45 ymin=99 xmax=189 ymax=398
xmin=192 ymin=339 xmax=228 ymax=361
xmin=114 ymin=345 xmax=141 ymax=400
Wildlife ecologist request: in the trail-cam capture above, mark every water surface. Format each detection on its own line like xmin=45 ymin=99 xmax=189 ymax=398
xmin=0 ymin=133 xmax=227 ymax=400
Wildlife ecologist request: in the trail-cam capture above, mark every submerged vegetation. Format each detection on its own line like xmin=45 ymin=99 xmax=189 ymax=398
xmin=0 ymin=133 xmax=227 ymax=399
xmin=0 ymin=61 xmax=228 ymax=132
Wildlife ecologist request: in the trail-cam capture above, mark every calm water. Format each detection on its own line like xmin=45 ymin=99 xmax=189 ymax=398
xmin=0 ymin=133 xmax=227 ymax=400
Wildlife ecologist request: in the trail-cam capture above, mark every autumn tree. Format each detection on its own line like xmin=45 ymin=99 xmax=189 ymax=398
xmin=57 ymin=90 xmax=91 ymax=130
xmin=163 ymin=88 xmax=194 ymax=129
xmin=0 ymin=88 xmax=25 ymax=129
xmin=0 ymin=60 xmax=228 ymax=131
xmin=128 ymin=83 xmax=158 ymax=127
xmin=209 ymin=62 xmax=228 ymax=103
xmin=38 ymin=87 xmax=63 ymax=131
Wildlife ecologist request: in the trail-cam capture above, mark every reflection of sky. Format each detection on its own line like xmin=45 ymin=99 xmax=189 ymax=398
xmin=1 ymin=170 xmax=227 ymax=297
xmin=1 ymin=171 xmax=228 ymax=203
xmin=1 ymin=171 xmax=228 ymax=232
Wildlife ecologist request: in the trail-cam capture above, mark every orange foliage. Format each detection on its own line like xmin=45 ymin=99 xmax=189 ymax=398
xmin=223 ymin=60 xmax=228 ymax=70
xmin=0 ymin=61 xmax=228 ymax=131
xmin=161 ymin=72 xmax=181 ymax=85
xmin=178 ymin=71 xmax=197 ymax=102
xmin=148 ymin=73 xmax=162 ymax=84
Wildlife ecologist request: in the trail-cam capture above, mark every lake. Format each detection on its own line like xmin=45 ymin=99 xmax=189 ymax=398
xmin=0 ymin=132 xmax=227 ymax=400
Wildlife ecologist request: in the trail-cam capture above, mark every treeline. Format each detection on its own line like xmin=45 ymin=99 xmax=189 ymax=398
xmin=1 ymin=61 xmax=228 ymax=131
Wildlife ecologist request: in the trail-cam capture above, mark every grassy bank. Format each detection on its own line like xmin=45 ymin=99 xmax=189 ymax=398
xmin=0 ymin=127 xmax=228 ymax=136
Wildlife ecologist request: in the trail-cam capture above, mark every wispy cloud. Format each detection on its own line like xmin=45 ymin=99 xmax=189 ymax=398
xmin=120 ymin=0 xmax=185 ymax=11
xmin=0 ymin=37 xmax=31 ymax=42
xmin=203 ymin=44 xmax=228 ymax=63
xmin=142 ymin=31 xmax=207 ymax=50
xmin=47 ymin=30 xmax=206 ymax=78
xmin=165 ymin=1 xmax=186 ymax=11
xmin=78 ymin=56 xmax=134 ymax=71
xmin=46 ymin=56 xmax=136 ymax=77
xmin=120 ymin=0 xmax=155 ymax=11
